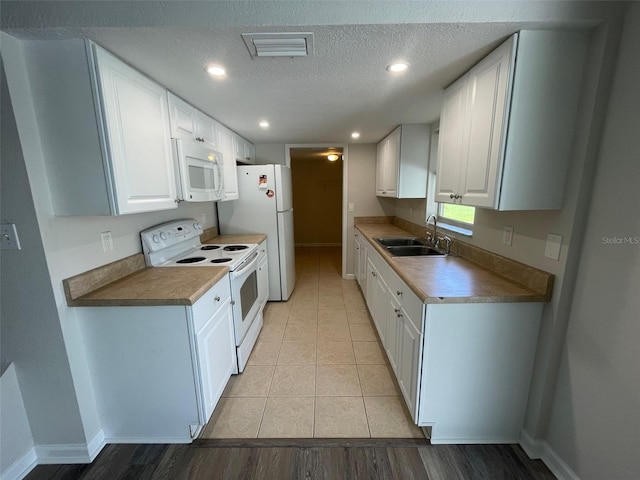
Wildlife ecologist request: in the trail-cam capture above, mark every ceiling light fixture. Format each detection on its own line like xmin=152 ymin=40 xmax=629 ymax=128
xmin=351 ymin=132 xmax=360 ymax=139
xmin=386 ymin=62 xmax=409 ymax=73
xmin=259 ymin=121 xmax=270 ymax=128
xmin=327 ymin=154 xmax=339 ymax=162
xmin=205 ymin=65 xmax=226 ymax=77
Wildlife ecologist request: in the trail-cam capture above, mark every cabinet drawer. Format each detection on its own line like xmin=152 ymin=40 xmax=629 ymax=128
xmin=192 ymin=275 xmax=231 ymax=333
xmin=386 ymin=268 xmax=423 ymax=332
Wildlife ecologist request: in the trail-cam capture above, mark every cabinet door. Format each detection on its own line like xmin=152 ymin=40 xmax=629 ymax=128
xmin=365 ymin=258 xmax=377 ymax=313
xmin=245 ymin=142 xmax=256 ymax=164
xmin=460 ymin=36 xmax=515 ymax=208
xmin=397 ymin=310 xmax=422 ymax=420
xmin=257 ymin=244 xmax=269 ymax=309
xmin=196 ymin=112 xmax=218 ymax=148
xmin=233 ymin=135 xmax=247 ymax=163
xmin=386 ymin=293 xmax=401 ymax=374
xmin=382 ymin=127 xmax=400 ymax=196
xmin=434 ymin=74 xmax=468 ymax=204
xmin=167 ymin=92 xmax=197 ymax=141
xmin=196 ymin=297 xmax=235 ymax=421
xmin=216 ymin=124 xmax=239 ymax=201
xmin=376 ymin=139 xmax=387 ymax=195
xmin=94 ymin=47 xmax=177 ymax=214
xmin=354 ymin=235 xmax=362 ymax=287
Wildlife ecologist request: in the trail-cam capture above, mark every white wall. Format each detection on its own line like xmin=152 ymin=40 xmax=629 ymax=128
xmin=255 ymin=144 xmax=286 ymax=165
xmin=1 ymin=35 xmax=219 ymax=457
xmin=544 ymin=4 xmax=640 ymax=478
xmin=0 ymin=364 xmax=35 ymax=478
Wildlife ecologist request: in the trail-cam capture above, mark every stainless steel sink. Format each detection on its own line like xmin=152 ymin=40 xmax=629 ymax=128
xmin=375 ymin=237 xmax=428 ymax=247
xmin=385 ymin=245 xmax=446 ymax=257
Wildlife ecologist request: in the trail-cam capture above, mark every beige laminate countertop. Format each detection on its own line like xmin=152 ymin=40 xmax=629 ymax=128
xmin=205 ymin=234 xmax=267 ymax=245
xmin=65 ymin=233 xmax=268 ymax=307
xmin=68 ymin=266 xmax=229 ymax=307
xmin=356 ymin=224 xmax=550 ymax=304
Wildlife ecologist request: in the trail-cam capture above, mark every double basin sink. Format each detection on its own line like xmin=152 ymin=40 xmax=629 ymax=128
xmin=374 ymin=237 xmax=447 ymax=257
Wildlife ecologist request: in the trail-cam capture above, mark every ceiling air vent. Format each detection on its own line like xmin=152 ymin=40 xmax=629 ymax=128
xmin=241 ymin=32 xmax=314 ymax=59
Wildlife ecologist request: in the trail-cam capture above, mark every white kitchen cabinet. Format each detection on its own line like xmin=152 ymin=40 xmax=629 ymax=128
xmin=167 ymin=92 xmax=218 ymax=148
xmin=376 ymin=124 xmax=431 ymax=198
xmin=216 ymin=124 xmax=240 ymax=201
xmin=193 ymin=280 xmax=235 ymax=421
xmin=435 ymin=30 xmax=588 ymax=210
xmin=358 ymin=231 xmax=543 ymax=440
xmin=24 ymin=39 xmax=177 ymax=215
xmin=354 ymin=232 xmax=367 ymax=288
xmin=418 ymin=302 xmax=542 ymax=443
xmin=257 ymin=240 xmax=269 ymax=310
xmin=77 ymin=274 xmax=235 ymax=442
xmin=233 ymin=134 xmax=256 ymax=164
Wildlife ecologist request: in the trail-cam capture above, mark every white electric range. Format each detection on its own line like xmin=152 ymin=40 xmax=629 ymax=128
xmin=141 ymin=219 xmax=262 ymax=373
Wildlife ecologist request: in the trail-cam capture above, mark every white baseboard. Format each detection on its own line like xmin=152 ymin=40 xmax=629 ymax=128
xmin=520 ymin=430 xmax=580 ymax=480
xmin=0 ymin=448 xmax=37 ymax=480
xmin=344 ymin=273 xmax=355 ymax=280
xmin=35 ymin=429 xmax=106 ymax=465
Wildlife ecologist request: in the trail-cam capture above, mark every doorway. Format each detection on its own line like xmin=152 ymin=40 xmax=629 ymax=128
xmin=285 ymin=144 xmax=348 ymax=277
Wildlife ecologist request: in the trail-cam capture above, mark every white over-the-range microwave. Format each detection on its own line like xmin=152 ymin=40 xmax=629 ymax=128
xmin=173 ymin=138 xmax=225 ymax=202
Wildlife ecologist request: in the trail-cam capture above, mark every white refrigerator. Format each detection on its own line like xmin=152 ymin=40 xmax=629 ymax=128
xmin=217 ymin=164 xmax=296 ymax=301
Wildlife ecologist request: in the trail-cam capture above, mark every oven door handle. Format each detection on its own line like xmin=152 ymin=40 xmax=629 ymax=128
xmin=233 ymin=251 xmax=259 ymax=274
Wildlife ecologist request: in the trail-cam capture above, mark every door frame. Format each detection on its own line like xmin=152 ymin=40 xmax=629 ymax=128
xmin=285 ymin=143 xmax=349 ymax=279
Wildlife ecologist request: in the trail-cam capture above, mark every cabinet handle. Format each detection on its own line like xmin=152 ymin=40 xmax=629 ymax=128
xmin=450 ymin=193 xmax=456 ymax=199
xmin=394 ymin=308 xmax=400 ymax=313
xmin=396 ymin=290 xmax=402 ymax=296
xmin=214 ymin=296 xmax=220 ymax=302
xmin=455 ymin=194 xmax=462 ymax=199
xmin=230 ymin=300 xmax=235 ymax=305
xmin=371 ymin=271 xmax=376 ymax=277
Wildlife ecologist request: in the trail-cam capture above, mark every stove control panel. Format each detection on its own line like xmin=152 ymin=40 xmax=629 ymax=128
xmin=141 ymin=219 xmax=202 ymax=253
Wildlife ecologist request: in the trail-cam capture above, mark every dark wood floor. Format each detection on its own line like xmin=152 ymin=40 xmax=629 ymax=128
xmin=25 ymin=440 xmax=556 ymax=480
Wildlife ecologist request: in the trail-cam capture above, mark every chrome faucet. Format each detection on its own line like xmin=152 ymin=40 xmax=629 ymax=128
xmin=426 ymin=214 xmax=437 ymax=245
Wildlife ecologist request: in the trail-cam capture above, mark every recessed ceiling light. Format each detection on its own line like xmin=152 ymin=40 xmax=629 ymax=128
xmin=351 ymin=132 xmax=360 ymax=139
xmin=327 ymin=154 xmax=339 ymax=162
xmin=205 ymin=65 xmax=226 ymax=77
xmin=386 ymin=62 xmax=409 ymax=73
xmin=259 ymin=121 xmax=270 ymax=128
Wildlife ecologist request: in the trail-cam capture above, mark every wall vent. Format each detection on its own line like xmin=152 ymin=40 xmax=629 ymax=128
xmin=241 ymin=32 xmax=314 ymax=59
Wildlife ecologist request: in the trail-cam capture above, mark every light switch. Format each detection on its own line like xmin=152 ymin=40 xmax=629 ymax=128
xmin=348 ymin=203 xmax=355 ymax=212
xmin=544 ymin=233 xmax=563 ymax=260
xmin=1 ymin=223 xmax=21 ymax=250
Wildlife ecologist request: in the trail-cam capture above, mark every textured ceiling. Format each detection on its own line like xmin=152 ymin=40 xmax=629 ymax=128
xmin=1 ymin=1 xmax=623 ymax=144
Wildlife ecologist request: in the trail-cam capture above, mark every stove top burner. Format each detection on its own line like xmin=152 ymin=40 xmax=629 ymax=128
xmin=176 ymin=257 xmax=206 ymax=264
xmin=210 ymin=258 xmax=233 ymax=264
xmin=200 ymin=245 xmax=220 ymax=251
xmin=223 ymin=245 xmax=249 ymax=252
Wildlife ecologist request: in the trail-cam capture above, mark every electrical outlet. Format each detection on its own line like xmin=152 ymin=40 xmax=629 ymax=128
xmin=1 ymin=223 xmax=21 ymax=250
xmin=100 ymin=231 xmax=113 ymax=252
xmin=544 ymin=233 xmax=563 ymax=260
xmin=503 ymin=226 xmax=514 ymax=246
xmin=200 ymin=213 xmax=206 ymax=226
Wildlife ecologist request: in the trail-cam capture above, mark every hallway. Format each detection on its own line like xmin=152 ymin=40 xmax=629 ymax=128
xmin=200 ymin=246 xmax=424 ymax=439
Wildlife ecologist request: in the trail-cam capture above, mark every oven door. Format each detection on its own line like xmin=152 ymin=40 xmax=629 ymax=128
xmin=229 ymin=251 xmax=261 ymax=346
xmin=175 ymin=139 xmax=224 ymax=202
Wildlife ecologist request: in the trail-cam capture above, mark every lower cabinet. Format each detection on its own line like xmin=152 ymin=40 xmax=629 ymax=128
xmin=358 ymin=232 xmax=543 ymax=443
xmin=78 ymin=275 xmax=235 ymax=442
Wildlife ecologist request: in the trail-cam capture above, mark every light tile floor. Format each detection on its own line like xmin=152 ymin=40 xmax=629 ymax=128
xmin=201 ymin=246 xmax=425 ymax=439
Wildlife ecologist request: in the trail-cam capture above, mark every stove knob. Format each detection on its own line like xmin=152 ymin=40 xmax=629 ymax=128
xmin=160 ymin=232 xmax=167 ymax=240
xmin=193 ymin=222 xmax=202 ymax=231
xmin=152 ymin=234 xmax=160 ymax=243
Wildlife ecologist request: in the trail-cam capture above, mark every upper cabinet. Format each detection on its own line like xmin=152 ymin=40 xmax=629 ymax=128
xmin=435 ymin=31 xmax=588 ymax=210
xmin=167 ymin=93 xmax=218 ymax=149
xmin=216 ymin=124 xmax=239 ymax=201
xmin=233 ymin=134 xmax=256 ymax=164
xmin=376 ymin=125 xmax=431 ymax=198
xmin=26 ymin=39 xmax=177 ymax=215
